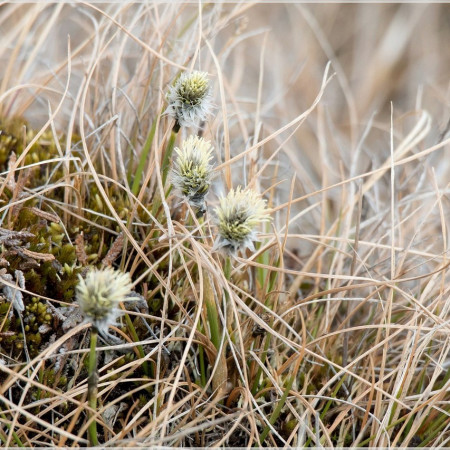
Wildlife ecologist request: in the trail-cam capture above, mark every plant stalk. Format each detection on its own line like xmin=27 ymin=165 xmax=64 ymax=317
xmin=131 ymin=118 xmax=158 ymax=196
xmin=88 ymin=326 xmax=99 ymax=447
xmin=151 ymin=126 xmax=179 ymax=217
xmin=161 ymin=128 xmax=178 ymax=187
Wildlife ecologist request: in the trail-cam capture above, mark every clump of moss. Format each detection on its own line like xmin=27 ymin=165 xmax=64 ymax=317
xmin=0 ymin=118 xmax=83 ymax=359
xmin=0 ymin=117 xmax=171 ymax=364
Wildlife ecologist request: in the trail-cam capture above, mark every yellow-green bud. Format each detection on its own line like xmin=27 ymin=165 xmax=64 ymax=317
xmin=165 ymin=71 xmax=213 ymax=129
xmin=171 ymin=135 xmax=214 ymax=211
xmin=214 ymin=186 xmax=271 ymax=254
xmin=76 ymin=267 xmax=134 ymax=335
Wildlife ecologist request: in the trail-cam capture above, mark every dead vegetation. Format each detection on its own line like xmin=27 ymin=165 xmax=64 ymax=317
xmin=0 ymin=2 xmax=448 ymax=448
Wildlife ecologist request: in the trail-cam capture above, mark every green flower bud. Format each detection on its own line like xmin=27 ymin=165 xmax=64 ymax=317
xmin=214 ymin=186 xmax=270 ymax=254
xmin=76 ymin=267 xmax=134 ymax=336
xmin=171 ymin=135 xmax=214 ymax=212
xmin=165 ymin=71 xmax=213 ymax=129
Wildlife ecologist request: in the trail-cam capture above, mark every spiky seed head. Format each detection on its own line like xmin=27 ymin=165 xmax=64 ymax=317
xmin=214 ymin=186 xmax=270 ymax=254
xmin=165 ymin=71 xmax=213 ymax=129
xmin=171 ymin=135 xmax=214 ymax=210
xmin=76 ymin=267 xmax=133 ymax=334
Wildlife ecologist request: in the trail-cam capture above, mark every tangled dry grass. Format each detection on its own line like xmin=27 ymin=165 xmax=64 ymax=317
xmin=0 ymin=2 xmax=449 ymax=448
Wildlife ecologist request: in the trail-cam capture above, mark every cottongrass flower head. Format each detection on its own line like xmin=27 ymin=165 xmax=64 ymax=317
xmin=214 ymin=186 xmax=271 ymax=254
xmin=172 ymin=135 xmax=214 ymax=212
xmin=165 ymin=71 xmax=213 ymax=129
xmin=76 ymin=267 xmax=133 ymax=336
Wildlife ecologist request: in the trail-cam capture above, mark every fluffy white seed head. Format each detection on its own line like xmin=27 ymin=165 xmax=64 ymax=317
xmin=76 ymin=267 xmax=133 ymax=334
xmin=171 ymin=135 xmax=214 ymax=211
xmin=165 ymin=71 xmax=213 ymax=129
xmin=214 ymin=186 xmax=270 ymax=254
